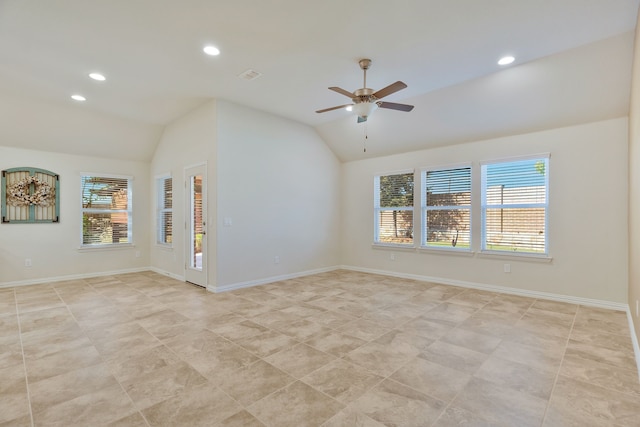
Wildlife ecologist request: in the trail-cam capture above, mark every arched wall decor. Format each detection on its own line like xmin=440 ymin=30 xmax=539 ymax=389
xmin=1 ymin=167 xmax=60 ymax=223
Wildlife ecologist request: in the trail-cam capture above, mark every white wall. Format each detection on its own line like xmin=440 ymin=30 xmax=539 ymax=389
xmin=0 ymin=145 xmax=150 ymax=286
xmin=216 ymin=100 xmax=341 ymax=288
xmin=628 ymin=6 xmax=640 ymax=343
xmin=149 ymin=100 xmax=217 ymax=282
xmin=342 ymin=118 xmax=629 ymax=304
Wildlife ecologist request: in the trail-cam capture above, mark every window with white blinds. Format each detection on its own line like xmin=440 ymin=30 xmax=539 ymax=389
xmin=374 ymin=172 xmax=414 ymax=245
xmin=157 ymin=175 xmax=173 ymax=246
xmin=481 ymin=157 xmax=548 ymax=254
xmin=422 ymin=166 xmax=471 ymax=250
xmin=81 ymin=174 xmax=132 ymax=247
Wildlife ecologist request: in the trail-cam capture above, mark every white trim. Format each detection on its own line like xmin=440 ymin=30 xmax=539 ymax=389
xmin=0 ymin=267 xmax=149 ymax=289
xmin=418 ymin=247 xmax=474 ymax=256
xmin=626 ymin=308 xmax=640 ymax=383
xmin=419 ymin=161 xmax=472 ymax=173
xmin=372 ymin=243 xmax=416 ymax=251
xmin=183 ymin=161 xmax=207 ymax=170
xmin=154 ymin=172 xmax=171 ymax=180
xmin=339 ymin=264 xmax=628 ymax=311
xmin=77 ymin=243 xmax=135 ymax=251
xmin=149 ymin=266 xmax=185 ymax=282
xmin=211 ymin=266 xmax=339 ymax=293
xmin=79 ymin=172 xmax=134 ymax=180
xmin=477 ymin=251 xmax=553 ymax=263
xmin=479 ymin=152 xmax=551 ymax=166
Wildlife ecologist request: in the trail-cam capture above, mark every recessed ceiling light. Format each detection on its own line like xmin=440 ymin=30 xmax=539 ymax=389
xmin=203 ymin=45 xmax=220 ymax=56
xmin=345 ymin=105 xmax=353 ymax=112
xmin=89 ymin=72 xmax=106 ymax=81
xmin=71 ymin=94 xmax=86 ymax=101
xmin=498 ymin=56 xmax=515 ymax=66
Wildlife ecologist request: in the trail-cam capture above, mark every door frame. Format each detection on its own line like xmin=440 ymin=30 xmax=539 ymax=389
xmin=184 ymin=163 xmax=207 ymax=287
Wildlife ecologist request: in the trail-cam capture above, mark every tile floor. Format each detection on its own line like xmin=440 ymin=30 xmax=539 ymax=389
xmin=0 ymin=269 xmax=639 ymax=426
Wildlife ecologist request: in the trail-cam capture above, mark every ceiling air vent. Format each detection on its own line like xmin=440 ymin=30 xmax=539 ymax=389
xmin=237 ymin=69 xmax=262 ymax=81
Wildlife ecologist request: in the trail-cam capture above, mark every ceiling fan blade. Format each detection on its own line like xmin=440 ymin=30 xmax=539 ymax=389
xmin=316 ymin=104 xmax=352 ymax=114
xmin=357 ymin=116 xmax=367 ymax=123
xmin=329 ymin=87 xmax=355 ymax=98
xmin=373 ymin=81 xmax=407 ymax=99
xmin=378 ymin=101 xmax=414 ymax=112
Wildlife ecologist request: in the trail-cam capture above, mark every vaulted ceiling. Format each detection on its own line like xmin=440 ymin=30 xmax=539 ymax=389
xmin=0 ymin=0 xmax=637 ymax=162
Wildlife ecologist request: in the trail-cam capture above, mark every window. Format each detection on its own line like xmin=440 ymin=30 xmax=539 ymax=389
xmin=157 ymin=175 xmax=173 ymax=246
xmin=81 ymin=174 xmax=132 ymax=247
xmin=374 ymin=171 xmax=414 ymax=245
xmin=481 ymin=156 xmax=548 ymax=254
xmin=422 ymin=166 xmax=471 ymax=250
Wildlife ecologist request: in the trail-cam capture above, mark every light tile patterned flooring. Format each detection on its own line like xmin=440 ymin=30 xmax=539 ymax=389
xmin=0 ymin=269 xmax=639 ymax=426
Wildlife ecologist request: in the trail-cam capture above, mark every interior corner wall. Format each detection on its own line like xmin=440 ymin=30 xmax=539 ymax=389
xmin=149 ymin=100 xmax=217 ymax=283
xmin=215 ymin=100 xmax=341 ymax=288
xmin=628 ymin=6 xmax=640 ymax=344
xmin=342 ymin=117 xmax=629 ymax=304
xmin=0 ymin=146 xmax=151 ymax=285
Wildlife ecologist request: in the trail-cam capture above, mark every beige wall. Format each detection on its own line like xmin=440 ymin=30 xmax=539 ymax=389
xmin=149 ymin=100 xmax=217 ymax=283
xmin=0 ymin=146 xmax=151 ymax=285
xmin=342 ymin=118 xmax=629 ymax=304
xmin=149 ymin=99 xmax=342 ymax=290
xmin=216 ymin=100 xmax=342 ymax=288
xmin=629 ymin=6 xmax=640 ymax=346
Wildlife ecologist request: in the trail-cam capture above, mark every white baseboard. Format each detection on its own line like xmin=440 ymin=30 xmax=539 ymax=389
xmin=148 ymin=267 xmax=185 ymax=282
xmin=339 ymin=265 xmax=628 ymax=312
xmin=627 ymin=309 xmax=640 ymax=383
xmin=211 ymin=266 xmax=339 ymax=293
xmin=0 ymin=267 xmax=151 ymax=289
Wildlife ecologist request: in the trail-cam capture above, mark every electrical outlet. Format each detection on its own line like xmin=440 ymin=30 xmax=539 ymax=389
xmin=24 ymin=258 xmax=32 ymax=267
xmin=390 ymin=253 xmax=395 ymax=261
xmin=274 ymin=256 xmax=280 ymax=264
xmin=503 ymin=263 xmax=511 ymax=273
xmin=135 ymin=251 xmax=141 ymax=258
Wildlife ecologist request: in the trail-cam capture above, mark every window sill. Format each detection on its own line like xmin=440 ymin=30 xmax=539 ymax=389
xmin=477 ymin=250 xmax=552 ymax=263
xmin=371 ymin=243 xmax=416 ymax=252
xmin=78 ymin=243 xmax=135 ymax=252
xmin=418 ymin=247 xmax=475 ymax=257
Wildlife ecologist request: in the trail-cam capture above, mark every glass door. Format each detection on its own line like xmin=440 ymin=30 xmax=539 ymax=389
xmin=185 ymin=164 xmax=206 ymax=287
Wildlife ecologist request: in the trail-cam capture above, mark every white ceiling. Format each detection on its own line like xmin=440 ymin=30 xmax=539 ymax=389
xmin=0 ymin=0 xmax=637 ymax=162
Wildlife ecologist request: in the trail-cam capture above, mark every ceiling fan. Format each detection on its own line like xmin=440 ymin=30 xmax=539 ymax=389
xmin=316 ymin=58 xmax=414 ymax=123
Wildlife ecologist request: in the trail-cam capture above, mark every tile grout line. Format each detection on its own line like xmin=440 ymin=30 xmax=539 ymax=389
xmin=14 ymin=287 xmax=35 ymax=427
xmin=538 ymin=302 xmax=579 ymax=426
xmin=424 ymin=293 xmax=502 ymax=426
xmin=428 ymin=295 xmax=537 ymax=426
xmin=58 ymin=279 xmax=152 ymax=427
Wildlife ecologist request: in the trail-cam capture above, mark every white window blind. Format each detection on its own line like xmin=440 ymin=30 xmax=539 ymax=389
xmin=374 ymin=172 xmax=414 ymax=245
xmin=81 ymin=175 xmax=132 ymax=246
xmin=157 ymin=176 xmax=173 ymax=245
xmin=481 ymin=157 xmax=548 ymax=254
xmin=423 ymin=166 xmax=471 ymax=250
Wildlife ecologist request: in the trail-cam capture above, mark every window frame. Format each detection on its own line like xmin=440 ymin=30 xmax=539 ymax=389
xmin=80 ymin=173 xmax=133 ymax=249
xmin=480 ymin=154 xmax=549 ymax=257
xmin=156 ymin=174 xmax=173 ymax=247
xmin=373 ymin=169 xmax=415 ymax=247
xmin=420 ymin=163 xmax=472 ymax=252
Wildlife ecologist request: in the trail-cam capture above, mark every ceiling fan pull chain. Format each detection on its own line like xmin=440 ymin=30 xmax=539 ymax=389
xmin=363 ymin=122 xmax=368 ymax=152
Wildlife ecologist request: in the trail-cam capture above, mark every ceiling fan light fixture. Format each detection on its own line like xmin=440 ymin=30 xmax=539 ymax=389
xmin=352 ymin=101 xmax=378 ymax=119
xmin=345 ymin=105 xmax=353 ymax=112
